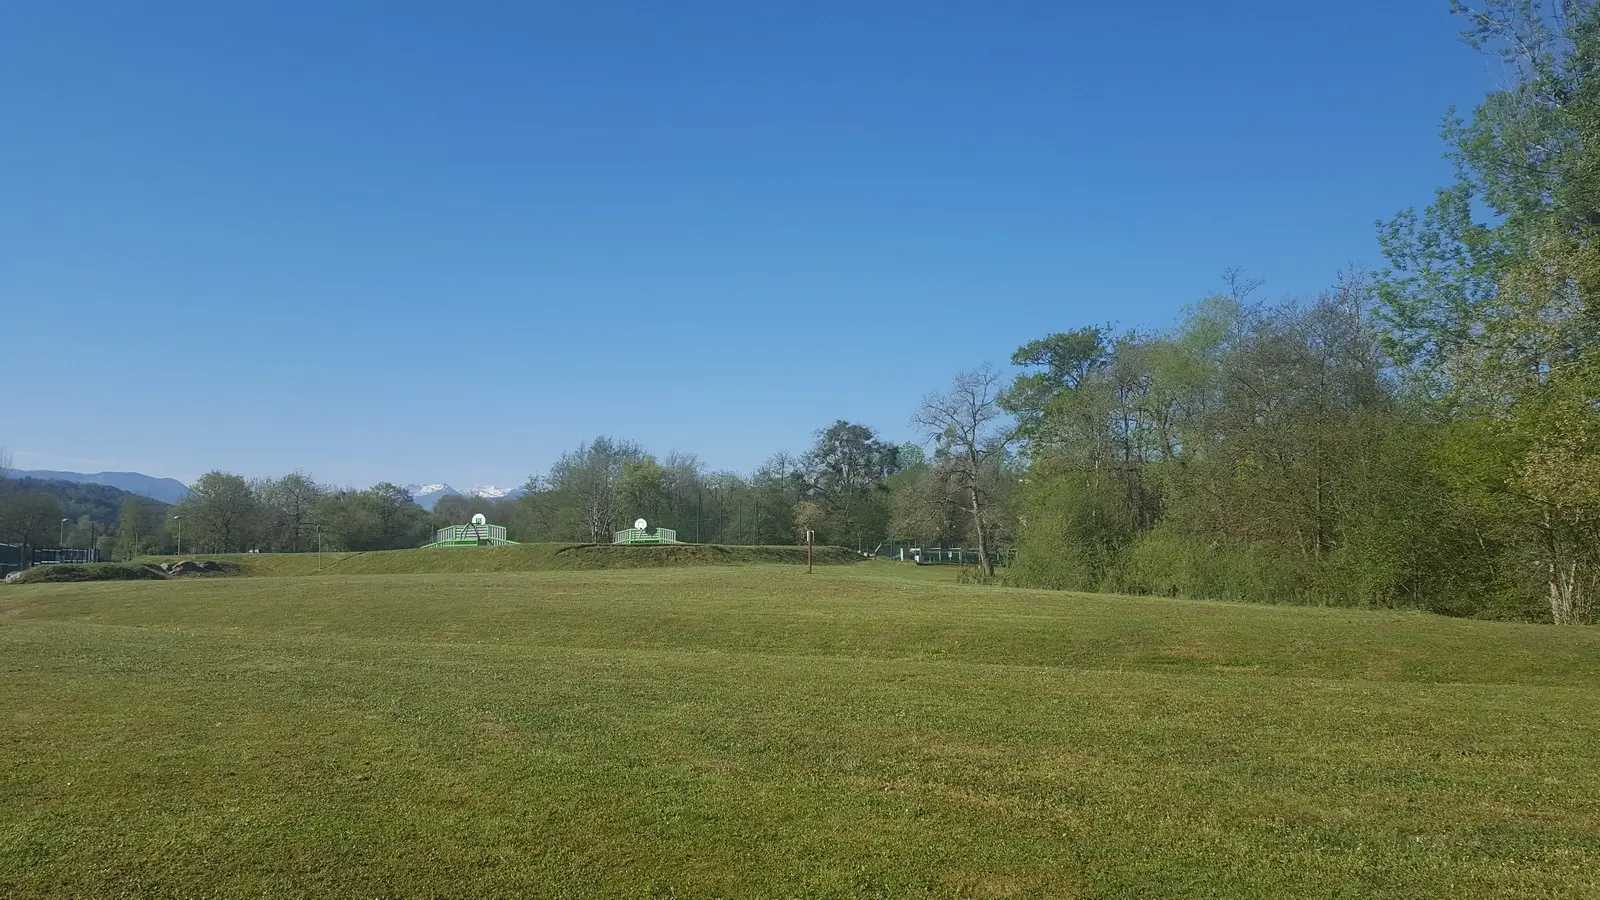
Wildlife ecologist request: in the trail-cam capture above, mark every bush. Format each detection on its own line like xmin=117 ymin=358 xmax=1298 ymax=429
xmin=955 ymin=566 xmax=1001 ymax=586
xmin=1119 ymin=529 xmax=1309 ymax=605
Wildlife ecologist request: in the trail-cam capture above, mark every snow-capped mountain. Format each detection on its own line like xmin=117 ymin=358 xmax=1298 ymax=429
xmin=405 ymin=483 xmax=525 ymax=510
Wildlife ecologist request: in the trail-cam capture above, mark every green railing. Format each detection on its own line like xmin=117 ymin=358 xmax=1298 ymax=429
xmin=612 ymin=527 xmax=679 ymax=545
xmin=423 ymin=523 xmax=517 ymax=548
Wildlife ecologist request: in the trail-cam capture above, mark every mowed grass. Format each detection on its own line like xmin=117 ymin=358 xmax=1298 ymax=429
xmin=2 ymin=564 xmax=1599 ymax=898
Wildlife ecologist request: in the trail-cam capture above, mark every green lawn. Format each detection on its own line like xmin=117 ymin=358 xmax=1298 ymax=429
xmin=2 ymin=562 xmax=1598 ymax=898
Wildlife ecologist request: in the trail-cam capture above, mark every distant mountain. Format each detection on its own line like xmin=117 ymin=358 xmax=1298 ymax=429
xmin=406 ymin=483 xmax=526 ymax=510
xmin=3 ymin=470 xmax=526 ymax=510
xmin=14 ymin=470 xmax=189 ymax=505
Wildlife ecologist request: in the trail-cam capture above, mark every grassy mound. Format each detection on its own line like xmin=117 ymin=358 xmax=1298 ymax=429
xmin=138 ymin=542 xmax=858 ymax=577
xmin=9 ymin=562 xmax=168 ymax=584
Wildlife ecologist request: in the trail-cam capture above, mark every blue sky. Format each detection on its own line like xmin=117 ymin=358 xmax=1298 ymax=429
xmin=2 ymin=1 xmax=1493 ymax=488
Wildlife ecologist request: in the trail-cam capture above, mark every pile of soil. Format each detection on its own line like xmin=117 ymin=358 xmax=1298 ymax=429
xmin=8 ymin=563 xmax=169 ymax=585
xmin=158 ymin=560 xmax=242 ymax=577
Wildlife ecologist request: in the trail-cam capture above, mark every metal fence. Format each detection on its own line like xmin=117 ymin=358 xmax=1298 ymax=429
xmin=613 ymin=527 xmax=680 ymax=544
xmin=872 ymin=543 xmax=1007 ymax=566
xmin=0 ymin=544 xmax=101 ymax=576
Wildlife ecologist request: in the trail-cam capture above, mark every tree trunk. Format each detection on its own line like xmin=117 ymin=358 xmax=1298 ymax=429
xmin=1543 ymin=511 xmax=1593 ymax=625
xmin=1549 ymin=559 xmax=1592 ymax=625
xmin=969 ymin=488 xmax=994 ymax=579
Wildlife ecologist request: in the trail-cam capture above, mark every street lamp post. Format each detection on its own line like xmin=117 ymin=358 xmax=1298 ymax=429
xmin=60 ymin=518 xmax=69 ymax=550
xmin=173 ymin=515 xmax=184 ymax=556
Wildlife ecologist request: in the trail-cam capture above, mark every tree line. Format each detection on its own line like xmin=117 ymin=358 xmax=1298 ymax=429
xmin=999 ymin=2 xmax=1600 ymax=625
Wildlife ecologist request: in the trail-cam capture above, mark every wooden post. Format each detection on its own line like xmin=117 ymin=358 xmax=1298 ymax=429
xmin=806 ymin=530 xmax=814 ymax=574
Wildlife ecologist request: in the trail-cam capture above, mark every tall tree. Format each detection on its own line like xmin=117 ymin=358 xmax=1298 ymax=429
xmin=116 ymin=496 xmax=165 ymax=558
xmin=913 ymin=365 xmax=1011 ymax=577
xmin=750 ymin=452 xmax=803 ymax=544
xmin=1003 ymin=327 xmax=1110 ymax=444
xmin=1001 ymin=280 xmax=1401 ymax=602
xmin=313 ymin=484 xmax=430 ymax=551
xmin=616 ymin=457 xmax=667 ymax=526
xmin=175 ymin=472 xmax=260 ymax=553
xmin=364 ymin=483 xmax=430 ymax=550
xmin=799 ymin=421 xmax=902 ymax=548
xmin=259 ymin=471 xmax=325 ymax=552
xmin=0 ymin=492 xmax=64 ymax=548
xmin=545 ymin=438 xmax=646 ymax=542
xmin=1377 ymin=0 xmax=1600 ymax=623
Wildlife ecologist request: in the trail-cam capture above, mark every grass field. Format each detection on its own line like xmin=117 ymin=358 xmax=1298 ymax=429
xmin=3 ymin=560 xmax=1598 ymax=898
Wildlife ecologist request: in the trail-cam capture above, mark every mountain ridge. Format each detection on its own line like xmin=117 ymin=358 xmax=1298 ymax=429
xmin=406 ymin=483 xmax=526 ymax=510
xmin=5 ymin=469 xmax=524 ymax=510
xmin=13 ymin=470 xmax=190 ymax=505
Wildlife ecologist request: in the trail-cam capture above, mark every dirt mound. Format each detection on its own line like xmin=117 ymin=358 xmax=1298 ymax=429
xmin=10 ymin=563 xmax=169 ymax=585
xmin=159 ymin=560 xmax=243 ymax=577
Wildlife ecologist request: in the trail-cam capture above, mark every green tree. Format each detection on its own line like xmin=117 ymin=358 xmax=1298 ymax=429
xmin=116 ymin=496 xmax=165 ymax=559
xmin=0 ymin=492 xmax=65 ymax=548
xmin=258 ymin=472 xmax=325 ymax=552
xmin=432 ymin=494 xmax=506 ymax=533
xmin=799 ymin=421 xmax=902 ymax=549
xmin=749 ymin=453 xmax=802 ymax=545
xmin=314 ymin=484 xmax=430 ymax=551
xmin=616 ymin=458 xmax=666 ymax=526
xmin=1003 ymin=276 xmax=1404 ymax=604
xmin=1377 ymin=0 xmax=1600 ymax=623
xmin=173 ymin=472 xmax=260 ymax=553
xmin=544 ymin=438 xmax=647 ymax=542
xmin=363 ymin=483 xmax=430 ymax=550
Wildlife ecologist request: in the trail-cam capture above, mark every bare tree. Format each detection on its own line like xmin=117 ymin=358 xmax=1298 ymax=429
xmin=913 ymin=365 xmax=1011 ymax=578
xmin=0 ymin=447 xmax=11 ymax=481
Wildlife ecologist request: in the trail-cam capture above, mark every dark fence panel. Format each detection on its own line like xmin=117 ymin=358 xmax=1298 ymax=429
xmin=0 ymin=543 xmax=21 ymax=576
xmin=0 ymin=544 xmax=101 ymax=576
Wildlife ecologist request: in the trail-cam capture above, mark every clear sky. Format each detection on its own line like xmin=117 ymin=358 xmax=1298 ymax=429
xmin=2 ymin=1 xmax=1493 ymax=489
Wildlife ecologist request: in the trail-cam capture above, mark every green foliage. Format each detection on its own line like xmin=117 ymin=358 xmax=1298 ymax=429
xmin=1001 ymin=282 xmax=1487 ymax=613
xmin=0 ymin=491 xmax=66 ymax=548
xmin=1009 ymin=465 xmax=1144 ymax=592
xmin=997 ymin=2 xmax=1600 ymax=624
xmin=796 ymin=421 xmax=902 ymax=549
xmin=1375 ymin=0 xmax=1600 ymax=623
xmin=0 ymin=477 xmax=159 ymax=530
xmin=256 ymin=472 xmax=324 ymax=553
xmin=115 ymin=496 xmax=167 ymax=559
xmin=1002 ymin=326 xmax=1109 ymax=442
xmin=172 ymin=472 xmax=261 ymax=554
xmin=314 ymin=483 xmax=431 ymax=552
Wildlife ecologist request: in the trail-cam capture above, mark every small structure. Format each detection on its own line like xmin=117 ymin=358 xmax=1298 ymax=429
xmin=613 ymin=518 xmax=680 ymax=545
xmin=424 ymin=513 xmax=518 ymax=548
